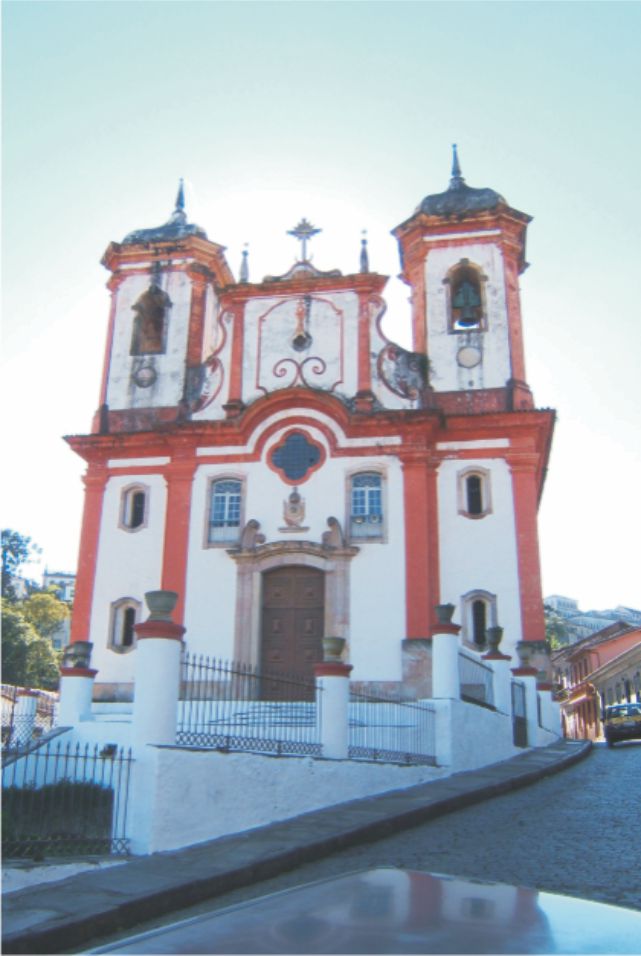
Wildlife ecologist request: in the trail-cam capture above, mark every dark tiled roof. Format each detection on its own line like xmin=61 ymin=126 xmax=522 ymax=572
xmin=123 ymin=209 xmax=207 ymax=245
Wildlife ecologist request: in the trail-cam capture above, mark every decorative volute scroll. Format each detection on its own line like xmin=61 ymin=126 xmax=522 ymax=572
xmin=238 ymin=519 xmax=266 ymax=551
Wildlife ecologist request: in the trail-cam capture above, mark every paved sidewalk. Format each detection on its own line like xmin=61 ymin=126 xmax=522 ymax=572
xmin=2 ymin=739 xmax=590 ymax=954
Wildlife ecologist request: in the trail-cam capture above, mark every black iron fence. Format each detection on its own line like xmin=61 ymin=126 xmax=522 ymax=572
xmin=2 ymin=740 xmax=133 ymax=859
xmin=348 ymin=687 xmax=436 ymax=765
xmin=459 ymin=652 xmax=495 ymax=709
xmin=177 ymin=653 xmax=322 ymax=756
xmin=1 ymin=685 xmax=57 ymax=750
xmin=511 ymin=679 xmax=528 ymax=747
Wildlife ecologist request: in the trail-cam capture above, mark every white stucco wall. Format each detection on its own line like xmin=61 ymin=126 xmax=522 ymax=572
xmin=89 ymin=473 xmax=167 ymax=683
xmin=107 ymin=270 xmax=192 ymax=409
xmin=132 ymin=746 xmax=446 ymax=854
xmin=425 ymin=242 xmax=510 ymax=392
xmin=437 ymin=457 xmax=522 ymax=658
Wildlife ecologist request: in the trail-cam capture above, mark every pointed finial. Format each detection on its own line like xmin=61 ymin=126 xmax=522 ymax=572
xmin=239 ymin=243 xmax=249 ymax=283
xmin=175 ymin=178 xmax=186 ymax=212
xmin=360 ymin=230 xmax=369 ymax=273
xmin=449 ymin=144 xmax=465 ymax=189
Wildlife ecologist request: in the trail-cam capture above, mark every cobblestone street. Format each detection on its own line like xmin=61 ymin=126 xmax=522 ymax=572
xmin=84 ymin=740 xmax=640 ymax=951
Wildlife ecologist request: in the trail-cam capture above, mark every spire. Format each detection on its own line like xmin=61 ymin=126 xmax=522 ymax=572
xmin=239 ymin=244 xmax=249 ymax=283
xmin=449 ymin=144 xmax=465 ymax=190
xmin=175 ymin=178 xmax=186 ymax=213
xmin=359 ymin=230 xmax=369 ymax=273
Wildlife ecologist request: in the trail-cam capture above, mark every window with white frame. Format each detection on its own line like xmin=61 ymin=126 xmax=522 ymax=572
xmin=109 ymin=598 xmax=140 ymax=653
xmin=462 ymin=590 xmax=497 ymax=649
xmin=120 ymin=484 xmax=149 ymax=531
xmin=207 ymin=478 xmax=242 ymax=544
xmin=458 ymin=468 xmax=491 ymax=519
xmin=349 ymin=472 xmax=384 ymax=540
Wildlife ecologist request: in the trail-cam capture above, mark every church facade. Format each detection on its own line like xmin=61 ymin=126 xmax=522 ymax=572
xmin=67 ymin=150 xmax=554 ymax=700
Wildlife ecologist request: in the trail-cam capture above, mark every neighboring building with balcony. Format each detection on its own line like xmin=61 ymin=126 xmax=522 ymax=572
xmin=552 ymin=622 xmax=641 ymax=740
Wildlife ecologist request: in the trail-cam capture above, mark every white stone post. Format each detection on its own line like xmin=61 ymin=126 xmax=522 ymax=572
xmin=57 ymin=641 xmax=97 ymax=726
xmin=536 ymin=682 xmax=561 ymax=739
xmin=483 ymin=653 xmax=513 ymax=716
xmin=132 ymin=591 xmax=185 ymax=754
xmin=512 ymin=666 xmax=539 ymax=747
xmin=12 ymin=690 xmax=39 ymax=746
xmin=314 ymin=662 xmax=353 ymax=760
xmin=432 ymin=605 xmax=461 ymax=700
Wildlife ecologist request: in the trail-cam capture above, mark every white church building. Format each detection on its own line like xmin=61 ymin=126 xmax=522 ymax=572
xmin=66 ymin=148 xmax=554 ymax=702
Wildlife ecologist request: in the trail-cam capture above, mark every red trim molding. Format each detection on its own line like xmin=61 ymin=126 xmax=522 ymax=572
xmin=431 ymin=623 xmax=461 ymax=637
xmin=314 ymin=662 xmax=354 ymax=678
xmin=483 ymin=652 xmax=512 ymax=661
xmin=60 ymin=668 xmax=99 ymax=678
xmin=511 ymin=666 xmax=538 ymax=677
xmin=134 ymin=620 xmax=186 ymax=641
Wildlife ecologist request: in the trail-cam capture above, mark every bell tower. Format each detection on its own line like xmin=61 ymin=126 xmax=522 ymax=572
xmin=393 ymin=147 xmax=533 ymax=414
xmin=96 ymin=181 xmax=234 ymax=434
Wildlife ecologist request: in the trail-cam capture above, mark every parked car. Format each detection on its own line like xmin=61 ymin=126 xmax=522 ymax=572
xmin=89 ymin=867 xmax=641 ymax=954
xmin=603 ymin=702 xmax=641 ymax=747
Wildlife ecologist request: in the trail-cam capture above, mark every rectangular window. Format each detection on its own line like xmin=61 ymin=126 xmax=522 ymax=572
xmin=208 ymin=479 xmax=242 ymax=544
xmin=350 ymin=473 xmax=383 ymax=540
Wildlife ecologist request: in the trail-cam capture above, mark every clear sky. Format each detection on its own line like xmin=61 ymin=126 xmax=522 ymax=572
xmin=2 ymin=0 xmax=640 ymax=612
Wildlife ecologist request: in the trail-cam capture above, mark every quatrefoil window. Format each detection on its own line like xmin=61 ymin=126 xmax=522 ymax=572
xmin=269 ymin=431 xmax=325 ymax=484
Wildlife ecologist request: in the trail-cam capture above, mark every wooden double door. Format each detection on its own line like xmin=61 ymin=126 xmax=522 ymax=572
xmin=260 ymin=566 xmax=324 ymax=699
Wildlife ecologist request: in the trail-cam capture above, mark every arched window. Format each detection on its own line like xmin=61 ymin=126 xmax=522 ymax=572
xmin=457 ymin=468 xmax=491 ymax=519
xmin=208 ymin=478 xmax=243 ymax=544
xmin=130 ymin=285 xmax=171 ymax=355
xmin=472 ymin=600 xmax=487 ymax=647
xmin=349 ymin=472 xmax=384 ymax=540
xmin=109 ymin=598 xmax=140 ymax=653
xmin=120 ymin=484 xmax=149 ymax=531
xmin=446 ymin=260 xmax=485 ymax=332
xmin=462 ymin=590 xmax=497 ymax=650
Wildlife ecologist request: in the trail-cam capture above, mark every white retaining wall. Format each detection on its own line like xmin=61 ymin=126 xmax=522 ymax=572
xmin=128 ymin=747 xmax=448 ymax=854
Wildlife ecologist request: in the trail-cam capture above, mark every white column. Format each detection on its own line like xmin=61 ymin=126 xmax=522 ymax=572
xmin=537 ymin=683 xmax=561 ymax=738
xmin=132 ymin=605 xmax=185 ymax=754
xmin=314 ymin=662 xmax=353 ymax=760
xmin=483 ymin=654 xmax=513 ymax=715
xmin=57 ymin=668 xmax=97 ymax=725
xmin=512 ymin=667 xmax=539 ymax=747
xmin=12 ymin=691 xmax=38 ymax=746
xmin=432 ymin=623 xmax=461 ymax=700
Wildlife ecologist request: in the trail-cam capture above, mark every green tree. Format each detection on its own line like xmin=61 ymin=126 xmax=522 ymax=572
xmin=1 ymin=604 xmax=60 ymax=689
xmin=1 ymin=529 xmax=41 ymax=599
xmin=544 ymin=604 xmax=570 ymax=650
xmin=22 ymin=590 xmax=70 ymax=640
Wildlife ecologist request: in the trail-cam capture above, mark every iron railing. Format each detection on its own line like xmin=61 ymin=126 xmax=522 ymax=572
xmin=1 ymin=685 xmax=57 ymax=750
xmin=2 ymin=740 xmax=133 ymax=859
xmin=177 ymin=653 xmax=322 ymax=756
xmin=459 ymin=652 xmax=495 ymax=709
xmin=511 ymin=679 xmax=528 ymax=747
xmin=348 ymin=687 xmax=436 ymax=765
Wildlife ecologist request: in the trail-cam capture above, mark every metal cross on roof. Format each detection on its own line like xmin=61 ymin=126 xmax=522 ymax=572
xmin=287 ymin=218 xmax=321 ymax=262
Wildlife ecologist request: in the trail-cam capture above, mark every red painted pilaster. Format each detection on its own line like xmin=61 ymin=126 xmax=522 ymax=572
xmin=97 ymin=274 xmax=124 ymax=411
xmin=402 ymin=451 xmax=440 ymax=639
xmin=160 ymin=453 xmax=196 ymax=625
xmin=185 ymin=274 xmax=208 ymax=366
xmin=509 ymin=452 xmax=546 ymax=644
xmin=69 ymin=464 xmax=108 ymax=644
xmin=225 ymin=302 xmax=245 ymax=416
xmin=356 ymin=291 xmax=373 ymax=395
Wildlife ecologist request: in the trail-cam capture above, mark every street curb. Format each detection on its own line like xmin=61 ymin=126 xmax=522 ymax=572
xmin=2 ymin=740 xmax=592 ymax=954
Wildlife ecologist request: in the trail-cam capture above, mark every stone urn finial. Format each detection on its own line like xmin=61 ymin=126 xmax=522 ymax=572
xmin=322 ymin=636 xmax=346 ymax=663
xmin=516 ymin=640 xmax=533 ymax=668
xmin=435 ymin=603 xmax=456 ymax=625
xmin=486 ymin=626 xmax=504 ymax=654
xmin=62 ymin=641 xmax=93 ymax=670
xmin=144 ymin=590 xmax=179 ymax=622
